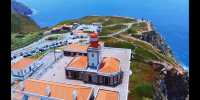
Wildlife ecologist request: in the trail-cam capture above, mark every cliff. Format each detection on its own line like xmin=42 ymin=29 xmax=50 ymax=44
xmin=11 ymin=0 xmax=32 ymax=16
xmin=150 ymin=61 xmax=189 ymax=100
xmin=136 ymin=31 xmax=172 ymax=56
xmin=11 ymin=0 xmax=40 ymax=33
xmin=45 ymin=15 xmax=189 ymax=99
xmin=11 ymin=12 xmax=40 ymax=33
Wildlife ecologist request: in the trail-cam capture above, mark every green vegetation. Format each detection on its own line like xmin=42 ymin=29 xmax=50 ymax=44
xmin=11 ymin=12 xmax=42 ymax=50
xmin=46 ymin=35 xmax=63 ymax=41
xmin=29 ymin=51 xmax=48 ymax=59
xmin=78 ymin=16 xmax=107 ymax=24
xmin=100 ymin=25 xmax=127 ymax=36
xmin=135 ymin=83 xmax=153 ymax=97
xmin=100 ymin=35 xmax=178 ymax=99
xmin=11 ymin=12 xmax=40 ymax=33
xmin=11 ymin=15 xmax=178 ymax=99
xmin=102 ymin=16 xmax=135 ymax=26
xmin=99 ymin=37 xmax=160 ymax=100
xmin=11 ymin=32 xmax=43 ymax=50
xmin=126 ymin=22 xmax=148 ymax=35
xmin=115 ymin=34 xmax=177 ymax=66
xmin=129 ymin=60 xmax=158 ymax=100
xmin=55 ymin=16 xmax=137 ymax=27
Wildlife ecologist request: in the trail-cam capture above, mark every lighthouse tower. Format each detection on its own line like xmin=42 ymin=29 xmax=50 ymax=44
xmin=87 ymin=32 xmax=102 ymax=70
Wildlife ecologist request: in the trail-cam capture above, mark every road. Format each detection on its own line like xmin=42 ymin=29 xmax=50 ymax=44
xmin=11 ymin=33 xmax=70 ymax=56
xmin=99 ymin=23 xmax=134 ymax=38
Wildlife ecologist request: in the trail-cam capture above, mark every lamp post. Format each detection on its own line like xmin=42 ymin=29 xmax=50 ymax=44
xmin=53 ymin=35 xmax=56 ymax=62
xmin=53 ymin=46 xmax=56 ymax=62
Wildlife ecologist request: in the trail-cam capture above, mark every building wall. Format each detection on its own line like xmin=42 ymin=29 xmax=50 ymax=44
xmin=65 ymin=69 xmax=123 ymax=87
xmin=11 ymin=61 xmax=42 ymax=80
xmin=87 ymin=48 xmax=102 ymax=70
xmin=64 ymin=51 xmax=87 ymax=57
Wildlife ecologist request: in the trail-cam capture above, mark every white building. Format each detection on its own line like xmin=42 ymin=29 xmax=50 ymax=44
xmin=11 ymin=57 xmax=43 ymax=80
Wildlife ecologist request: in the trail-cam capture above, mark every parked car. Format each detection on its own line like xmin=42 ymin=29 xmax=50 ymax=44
xmin=20 ymin=52 xmax=24 ymax=56
xmin=23 ymin=52 xmax=32 ymax=57
xmin=31 ymin=50 xmax=36 ymax=54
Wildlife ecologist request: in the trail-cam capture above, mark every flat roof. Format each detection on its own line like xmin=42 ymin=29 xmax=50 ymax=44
xmin=96 ymin=89 xmax=119 ymax=100
xmin=21 ymin=79 xmax=93 ymax=100
xmin=11 ymin=57 xmax=35 ymax=70
xmin=64 ymin=43 xmax=89 ymax=53
xmin=67 ymin=56 xmax=88 ymax=70
xmin=98 ymin=57 xmax=120 ymax=74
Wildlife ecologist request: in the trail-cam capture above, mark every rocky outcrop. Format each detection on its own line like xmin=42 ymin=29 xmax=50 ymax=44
xmin=134 ymin=30 xmax=172 ymax=56
xmin=149 ymin=61 xmax=189 ymax=100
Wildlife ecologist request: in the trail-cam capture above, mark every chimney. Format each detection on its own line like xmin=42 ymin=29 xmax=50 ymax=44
xmin=72 ymin=89 xmax=77 ymax=100
xmin=44 ymin=86 xmax=51 ymax=97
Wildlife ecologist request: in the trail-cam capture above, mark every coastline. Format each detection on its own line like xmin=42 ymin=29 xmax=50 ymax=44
xmin=26 ymin=14 xmax=189 ymax=71
xmin=144 ymin=20 xmax=189 ymax=72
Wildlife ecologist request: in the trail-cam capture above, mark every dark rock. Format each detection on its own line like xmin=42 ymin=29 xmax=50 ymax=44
xmin=150 ymin=61 xmax=189 ymax=100
xmin=134 ymin=30 xmax=172 ymax=56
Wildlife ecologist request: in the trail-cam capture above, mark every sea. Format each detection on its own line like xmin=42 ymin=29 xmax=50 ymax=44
xmin=16 ymin=0 xmax=189 ymax=70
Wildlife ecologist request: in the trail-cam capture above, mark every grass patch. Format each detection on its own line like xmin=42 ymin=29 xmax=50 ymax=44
xmin=46 ymin=35 xmax=63 ymax=41
xmin=135 ymin=83 xmax=153 ymax=98
xmin=11 ymin=32 xmax=43 ymax=50
xmin=100 ymin=37 xmax=160 ymax=100
xmin=135 ymin=47 xmax=159 ymax=61
xmin=55 ymin=16 xmax=136 ymax=28
xmin=126 ymin=22 xmax=148 ymax=36
xmin=29 ymin=51 xmax=48 ymax=59
xmin=128 ymin=60 xmax=158 ymax=100
xmin=102 ymin=16 xmax=136 ymax=26
xmin=100 ymin=25 xmax=127 ymax=36
xmin=100 ymin=37 xmax=135 ymax=49
xmin=11 ymin=12 xmax=40 ymax=33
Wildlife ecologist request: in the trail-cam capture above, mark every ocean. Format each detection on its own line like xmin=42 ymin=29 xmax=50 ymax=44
xmin=16 ymin=0 xmax=189 ymax=69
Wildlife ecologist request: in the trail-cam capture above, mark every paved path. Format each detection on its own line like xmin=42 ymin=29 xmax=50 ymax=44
xmin=100 ymin=23 xmax=134 ymax=38
xmin=99 ymin=20 xmax=153 ymax=38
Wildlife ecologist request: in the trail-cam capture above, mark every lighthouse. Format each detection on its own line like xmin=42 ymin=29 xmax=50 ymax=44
xmin=87 ymin=32 xmax=102 ymax=70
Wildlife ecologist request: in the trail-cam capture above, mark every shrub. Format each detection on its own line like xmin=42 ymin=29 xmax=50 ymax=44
xmin=46 ymin=36 xmax=58 ymax=40
xmin=135 ymin=83 xmax=153 ymax=98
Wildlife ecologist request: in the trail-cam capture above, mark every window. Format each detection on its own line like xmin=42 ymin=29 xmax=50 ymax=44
xmin=18 ymin=72 xmax=20 ymax=76
xmin=92 ymin=63 xmax=94 ymax=66
xmin=91 ymin=53 xmax=94 ymax=57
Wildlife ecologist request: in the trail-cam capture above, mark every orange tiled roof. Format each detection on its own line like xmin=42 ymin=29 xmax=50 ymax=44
xmin=21 ymin=79 xmax=92 ymax=100
xmin=28 ymin=96 xmax=40 ymax=100
xmin=11 ymin=58 xmax=35 ymax=70
xmin=98 ymin=57 xmax=120 ymax=74
xmin=64 ymin=43 xmax=89 ymax=53
xmin=67 ymin=56 xmax=88 ymax=70
xmin=95 ymin=89 xmax=119 ymax=100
